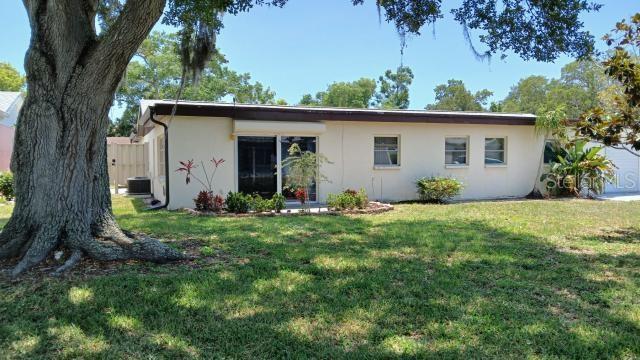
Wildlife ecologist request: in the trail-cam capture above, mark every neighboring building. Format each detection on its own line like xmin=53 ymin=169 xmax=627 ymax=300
xmin=137 ymin=100 xmax=544 ymax=210
xmin=597 ymin=146 xmax=640 ymax=193
xmin=0 ymin=92 xmax=23 ymax=171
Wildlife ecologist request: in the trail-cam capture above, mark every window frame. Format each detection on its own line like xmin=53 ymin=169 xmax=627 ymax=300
xmin=373 ymin=135 xmax=401 ymax=168
xmin=444 ymin=136 xmax=470 ymax=167
xmin=484 ymin=137 xmax=507 ymax=166
xmin=157 ymin=133 xmax=165 ymax=177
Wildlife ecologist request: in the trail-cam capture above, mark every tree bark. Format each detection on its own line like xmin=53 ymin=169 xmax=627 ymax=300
xmin=0 ymin=0 xmax=183 ymax=277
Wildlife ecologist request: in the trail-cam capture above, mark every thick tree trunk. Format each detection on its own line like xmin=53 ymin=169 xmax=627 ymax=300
xmin=0 ymin=0 xmax=183 ymax=277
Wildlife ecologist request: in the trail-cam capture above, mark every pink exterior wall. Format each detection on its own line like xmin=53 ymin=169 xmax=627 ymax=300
xmin=0 ymin=124 xmax=15 ymax=172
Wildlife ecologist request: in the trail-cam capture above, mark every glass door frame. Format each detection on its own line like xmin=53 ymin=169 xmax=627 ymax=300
xmin=234 ymin=134 xmax=319 ymax=204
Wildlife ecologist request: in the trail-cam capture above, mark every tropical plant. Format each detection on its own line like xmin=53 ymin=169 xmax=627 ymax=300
xmin=212 ymin=194 xmax=225 ymax=213
xmin=176 ymin=156 xmax=226 ymax=210
xmin=0 ymin=172 xmax=14 ymax=201
xmin=416 ymin=177 xmax=464 ymax=203
xmin=281 ymin=143 xmax=330 ymax=209
xmin=194 ymin=190 xmax=215 ymax=212
xmin=540 ymin=140 xmax=615 ymax=197
xmin=176 ymin=157 xmax=225 ymax=192
xmin=294 ymin=188 xmax=307 ymax=206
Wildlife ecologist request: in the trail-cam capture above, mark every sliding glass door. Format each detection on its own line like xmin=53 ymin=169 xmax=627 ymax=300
xmin=237 ymin=136 xmax=277 ymax=198
xmin=281 ymin=136 xmax=317 ymax=202
xmin=236 ymin=135 xmax=318 ymax=202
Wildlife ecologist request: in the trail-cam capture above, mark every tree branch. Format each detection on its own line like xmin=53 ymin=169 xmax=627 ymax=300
xmin=84 ymin=0 xmax=166 ymax=96
xmin=610 ymin=145 xmax=640 ymax=158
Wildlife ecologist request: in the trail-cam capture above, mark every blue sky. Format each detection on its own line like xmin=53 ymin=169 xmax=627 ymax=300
xmin=1 ymin=1 xmax=637 ymax=110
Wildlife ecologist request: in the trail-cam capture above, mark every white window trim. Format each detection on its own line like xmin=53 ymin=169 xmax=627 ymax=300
xmin=373 ymin=135 xmax=401 ymax=168
xmin=484 ymin=136 xmax=508 ymax=167
xmin=444 ymin=136 xmax=470 ymax=167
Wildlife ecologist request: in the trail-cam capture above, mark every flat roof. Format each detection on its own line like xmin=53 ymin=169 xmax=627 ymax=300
xmin=139 ymin=100 xmax=536 ymax=126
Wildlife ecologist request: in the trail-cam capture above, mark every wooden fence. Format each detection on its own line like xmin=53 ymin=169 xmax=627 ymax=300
xmin=107 ymin=143 xmax=148 ymax=188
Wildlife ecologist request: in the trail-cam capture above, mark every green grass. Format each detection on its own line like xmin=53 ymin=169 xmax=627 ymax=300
xmin=1 ymin=196 xmax=639 ymax=359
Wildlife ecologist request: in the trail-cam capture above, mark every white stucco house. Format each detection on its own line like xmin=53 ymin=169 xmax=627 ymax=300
xmin=136 ymin=100 xmax=551 ymax=210
xmin=0 ymin=91 xmax=24 ymax=171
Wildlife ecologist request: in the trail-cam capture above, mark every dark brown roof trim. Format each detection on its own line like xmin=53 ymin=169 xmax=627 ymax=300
xmin=143 ymin=103 xmax=536 ymax=126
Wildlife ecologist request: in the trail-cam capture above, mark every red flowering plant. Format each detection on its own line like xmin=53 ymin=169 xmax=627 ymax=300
xmin=176 ymin=156 xmax=226 ymax=211
xmin=294 ymin=188 xmax=307 ymax=206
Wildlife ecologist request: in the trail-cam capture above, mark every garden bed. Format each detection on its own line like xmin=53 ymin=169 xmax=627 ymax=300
xmin=182 ymin=201 xmax=394 ymax=217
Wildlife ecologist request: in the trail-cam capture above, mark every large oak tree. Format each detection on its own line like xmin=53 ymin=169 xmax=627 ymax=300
xmin=1 ymin=0 xmax=601 ymax=277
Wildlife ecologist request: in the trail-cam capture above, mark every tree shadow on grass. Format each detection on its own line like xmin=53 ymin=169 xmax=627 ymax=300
xmin=1 ymin=206 xmax=639 ymax=358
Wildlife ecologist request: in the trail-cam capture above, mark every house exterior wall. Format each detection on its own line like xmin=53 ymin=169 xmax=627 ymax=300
xmin=147 ymin=116 xmax=544 ymax=209
xmin=143 ymin=124 xmax=167 ymax=203
xmin=0 ymin=124 xmax=15 ymax=172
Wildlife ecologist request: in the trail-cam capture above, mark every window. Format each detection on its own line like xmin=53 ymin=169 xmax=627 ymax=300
xmin=157 ymin=134 xmax=165 ymax=176
xmin=374 ymin=136 xmax=400 ymax=166
xmin=485 ymin=137 xmax=506 ymax=165
xmin=445 ymin=137 xmax=468 ymax=165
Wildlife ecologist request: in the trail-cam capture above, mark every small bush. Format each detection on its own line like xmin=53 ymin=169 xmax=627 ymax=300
xmin=272 ymin=193 xmax=286 ymax=213
xmin=416 ymin=176 xmax=463 ymax=203
xmin=193 ymin=191 xmax=214 ymax=211
xmin=0 ymin=172 xmax=15 ymax=201
xmin=200 ymin=246 xmax=215 ymax=257
xmin=212 ymin=194 xmax=224 ymax=212
xmin=251 ymin=194 xmax=271 ymax=213
xmin=225 ymin=192 xmax=251 ymax=213
xmin=327 ymin=188 xmax=369 ymax=210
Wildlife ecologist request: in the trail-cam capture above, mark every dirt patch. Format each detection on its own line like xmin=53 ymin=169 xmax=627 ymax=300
xmin=0 ymin=234 xmax=240 ymax=284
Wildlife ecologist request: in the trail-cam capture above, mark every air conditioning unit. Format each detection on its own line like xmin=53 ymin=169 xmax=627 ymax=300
xmin=127 ymin=177 xmax=151 ymax=195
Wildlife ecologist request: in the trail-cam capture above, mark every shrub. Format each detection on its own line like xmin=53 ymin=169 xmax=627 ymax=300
xmin=271 ymin=193 xmax=286 ymax=213
xmin=212 ymin=194 xmax=224 ymax=212
xmin=194 ymin=191 xmax=214 ymax=211
xmin=355 ymin=189 xmax=368 ymax=209
xmin=327 ymin=188 xmax=369 ymax=210
xmin=416 ymin=176 xmax=463 ymax=203
xmin=225 ymin=192 xmax=251 ymax=213
xmin=0 ymin=172 xmax=15 ymax=201
xmin=251 ymin=194 xmax=271 ymax=213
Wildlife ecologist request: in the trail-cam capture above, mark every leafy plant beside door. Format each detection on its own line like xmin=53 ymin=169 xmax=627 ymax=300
xmin=176 ymin=157 xmax=226 ymax=211
xmin=281 ymin=143 xmax=330 ymax=210
xmin=540 ymin=140 xmax=615 ymax=197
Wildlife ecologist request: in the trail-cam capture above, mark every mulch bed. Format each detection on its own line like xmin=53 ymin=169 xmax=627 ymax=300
xmin=182 ymin=201 xmax=394 ymax=217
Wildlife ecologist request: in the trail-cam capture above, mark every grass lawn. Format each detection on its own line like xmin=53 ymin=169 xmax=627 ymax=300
xmin=1 ymin=197 xmax=639 ymax=358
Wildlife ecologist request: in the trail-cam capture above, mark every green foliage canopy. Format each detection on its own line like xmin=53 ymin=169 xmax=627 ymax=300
xmin=425 ymin=79 xmax=493 ymax=111
xmin=0 ymin=63 xmax=24 ymax=92
xmin=577 ymin=13 xmax=640 ymax=152
xmin=299 ymin=78 xmax=377 ymax=108
xmin=376 ymin=66 xmax=414 ymax=109
xmin=501 ymin=60 xmax=614 ymax=118
xmin=110 ymin=31 xmax=282 ymax=136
